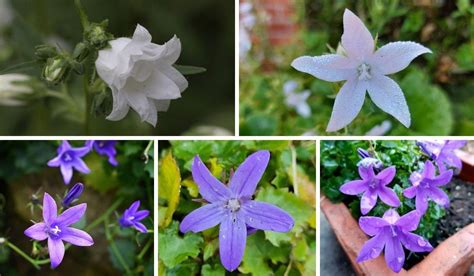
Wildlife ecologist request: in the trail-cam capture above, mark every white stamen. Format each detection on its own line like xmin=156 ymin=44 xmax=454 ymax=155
xmin=226 ymin=199 xmax=241 ymax=212
xmin=50 ymin=225 xmax=61 ymax=235
xmin=357 ymin=63 xmax=372 ymax=81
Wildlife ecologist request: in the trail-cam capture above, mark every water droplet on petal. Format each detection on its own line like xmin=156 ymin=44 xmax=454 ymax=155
xmin=397 ymin=257 xmax=404 ymax=263
xmin=417 ymin=239 xmax=426 ymax=246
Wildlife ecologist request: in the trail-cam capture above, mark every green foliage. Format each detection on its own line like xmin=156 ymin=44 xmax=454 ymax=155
xmin=240 ymin=0 xmax=474 ymax=135
xmin=159 ymin=140 xmax=316 ymax=275
xmin=320 ymin=140 xmax=448 ymax=242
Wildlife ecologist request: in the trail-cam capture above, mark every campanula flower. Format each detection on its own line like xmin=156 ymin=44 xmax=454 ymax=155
xmin=403 ymin=161 xmax=453 ymax=214
xmin=292 ymin=9 xmax=431 ymax=131
xmin=180 ymin=151 xmax=294 ymax=272
xmin=357 ymin=209 xmax=433 ymax=272
xmin=417 ymin=140 xmax=466 ymax=173
xmin=24 ymin=193 xmax=94 ymax=269
xmin=62 ymin=183 xmax=84 ymax=208
xmin=339 ymin=165 xmax=400 ymax=214
xmin=118 ymin=200 xmax=150 ymax=233
xmin=95 ymin=24 xmax=188 ymax=127
xmin=283 ymin=80 xmax=311 ymax=118
xmin=0 ymin=74 xmax=34 ymax=106
xmin=356 ymin=148 xmax=383 ymax=171
xmin=86 ymin=140 xmax=118 ymax=166
xmin=47 ymin=141 xmax=91 ymax=184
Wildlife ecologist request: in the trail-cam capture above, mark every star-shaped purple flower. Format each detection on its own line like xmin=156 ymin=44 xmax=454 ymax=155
xmin=403 ymin=160 xmax=453 ymax=214
xmin=24 ymin=193 xmax=94 ymax=269
xmin=179 ymin=151 xmax=294 ymax=272
xmin=47 ymin=141 xmax=91 ymax=184
xmin=357 ymin=209 xmax=433 ymax=273
xmin=119 ymin=200 xmax=150 ymax=233
xmin=339 ymin=165 xmax=400 ymax=214
xmin=417 ymin=140 xmax=466 ymax=173
xmin=292 ymin=9 xmax=431 ymax=131
xmin=86 ymin=140 xmax=118 ymax=166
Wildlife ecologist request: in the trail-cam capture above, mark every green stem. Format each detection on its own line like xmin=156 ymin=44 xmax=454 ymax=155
xmin=143 ymin=140 xmax=154 ymax=164
xmin=105 ymin=217 xmax=132 ymax=275
xmin=83 ymin=73 xmax=91 ymax=135
xmin=137 ymin=238 xmax=153 ymax=261
xmin=74 ymin=0 xmax=90 ymax=30
xmin=5 ymin=240 xmax=41 ymax=270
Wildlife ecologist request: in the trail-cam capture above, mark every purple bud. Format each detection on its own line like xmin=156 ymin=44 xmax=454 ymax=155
xmin=357 ymin=148 xmax=371 ymax=159
xmin=62 ymin=183 xmax=84 ymax=207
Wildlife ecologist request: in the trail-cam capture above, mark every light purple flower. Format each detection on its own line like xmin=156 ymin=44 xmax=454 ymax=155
xmin=292 ymin=9 xmax=431 ymax=131
xmin=417 ymin=140 xmax=466 ymax=173
xmin=357 ymin=209 xmax=433 ymax=273
xmin=62 ymin=182 xmax=84 ymax=208
xmin=340 ymin=165 xmax=400 ymax=214
xmin=86 ymin=140 xmax=118 ymax=166
xmin=47 ymin=141 xmax=91 ymax=184
xmin=179 ymin=151 xmax=294 ymax=272
xmin=24 ymin=193 xmax=94 ymax=269
xmin=118 ymin=200 xmax=150 ymax=233
xmin=403 ymin=161 xmax=453 ymax=214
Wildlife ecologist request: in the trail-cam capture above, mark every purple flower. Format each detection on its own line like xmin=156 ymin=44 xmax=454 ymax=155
xmin=417 ymin=140 xmax=466 ymax=173
xmin=118 ymin=201 xmax=150 ymax=233
xmin=47 ymin=141 xmax=91 ymax=184
xmin=357 ymin=148 xmax=371 ymax=159
xmin=62 ymin=183 xmax=84 ymax=208
xmin=340 ymin=166 xmax=400 ymax=214
xmin=179 ymin=151 xmax=294 ymax=272
xmin=403 ymin=161 xmax=453 ymax=214
xmin=357 ymin=209 xmax=433 ymax=273
xmin=86 ymin=140 xmax=118 ymax=166
xmin=24 ymin=193 xmax=94 ymax=269
xmin=356 ymin=148 xmax=383 ymax=171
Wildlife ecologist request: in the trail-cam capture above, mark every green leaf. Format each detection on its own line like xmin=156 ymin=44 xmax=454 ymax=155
xmin=174 ymin=65 xmax=207 ymax=75
xmin=158 ymin=221 xmax=203 ymax=268
xmin=201 ymin=263 xmax=225 ymax=276
xmin=108 ymin=239 xmax=136 ymax=272
xmin=203 ymin=239 xmax=218 ymax=261
xmin=158 ymin=152 xmax=181 ymax=228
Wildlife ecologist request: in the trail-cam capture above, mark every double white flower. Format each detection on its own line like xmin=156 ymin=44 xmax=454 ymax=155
xmin=292 ymin=9 xmax=431 ymax=132
xmin=95 ymin=24 xmax=187 ymax=126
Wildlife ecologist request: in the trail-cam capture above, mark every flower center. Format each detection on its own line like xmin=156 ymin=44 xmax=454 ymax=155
xmin=62 ymin=152 xmax=73 ymax=162
xmin=98 ymin=142 xmax=105 ymax=148
xmin=226 ymin=199 xmax=241 ymax=212
xmin=368 ymin=178 xmax=379 ymax=189
xmin=357 ymin=63 xmax=372 ymax=81
xmin=128 ymin=216 xmax=135 ymax=221
xmin=48 ymin=225 xmax=62 ymax=239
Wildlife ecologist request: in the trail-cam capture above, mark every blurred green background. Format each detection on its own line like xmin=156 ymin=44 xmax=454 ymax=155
xmin=158 ymin=140 xmax=316 ymax=275
xmin=240 ymin=0 xmax=474 ymax=136
xmin=0 ymin=0 xmax=234 ymax=135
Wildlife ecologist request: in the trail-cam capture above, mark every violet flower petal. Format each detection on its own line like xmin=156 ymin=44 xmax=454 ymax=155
xmin=246 ymin=226 xmax=257 ymax=236
xmin=359 ymin=217 xmax=389 ymax=236
xmin=370 ymin=42 xmax=432 ymax=75
xmin=384 ymin=236 xmax=405 ymax=273
xmin=395 ymin=210 xmax=421 ymax=232
xmin=428 ymin=170 xmax=453 ymax=186
xmin=192 ymin=155 xmax=231 ymax=202
xmin=422 ymin=160 xmax=436 ymax=178
xmin=219 ymin=215 xmax=247 ymax=272
xmin=72 ymin=158 xmax=91 ymax=174
xmin=356 ymin=231 xmax=386 ymax=262
xmin=341 ymin=9 xmax=374 ymax=59
xmin=444 ymin=140 xmax=466 ymax=149
xmin=359 ymin=165 xmax=375 ymax=180
xmin=241 ymin=201 xmax=294 ymax=232
xmin=129 ymin=200 xmax=141 ymax=213
xmin=180 ymin=203 xmax=225 ymax=233
xmin=133 ymin=210 xmax=150 ymax=221
xmin=429 ymin=187 xmax=450 ymax=207
xmin=399 ymin=232 xmax=433 ymax=252
xmin=339 ymin=179 xmax=368 ymax=195
xmin=360 ymin=190 xmax=377 ymax=215
xmin=229 ymin=150 xmax=270 ymax=198
xmin=61 ymin=227 xmax=94 ymax=246
xmin=367 ymin=75 xmax=410 ymax=128
xmin=416 ymin=190 xmax=429 ymax=214
xmin=60 ymin=165 xmax=73 ymax=184
xmin=378 ymin=186 xmax=400 ymax=207
xmin=70 ymin=146 xmax=91 ymax=157
xmin=48 ymin=238 xmax=65 ymax=269
xmin=377 ymin=166 xmax=396 ymax=183
xmin=133 ymin=222 xmax=148 ymax=233
xmin=47 ymin=156 xmax=62 ymax=167
xmin=402 ymin=186 xmax=417 ymax=198
xmin=24 ymin=223 xmax=48 ymax=241
xmin=291 ymin=54 xmax=355 ymax=82
xmin=56 ymin=203 xmax=87 ymax=227
xmin=43 ymin=193 xmax=57 ymax=225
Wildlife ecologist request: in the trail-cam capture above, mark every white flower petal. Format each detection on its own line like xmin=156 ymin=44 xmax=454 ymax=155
xmin=370 ymin=41 xmax=432 ymax=75
xmin=291 ymin=54 xmax=356 ymax=82
xmin=296 ymin=102 xmax=311 ymax=118
xmin=367 ymin=75 xmax=410 ymax=127
xmin=106 ymin=87 xmax=130 ymax=121
xmin=145 ymin=70 xmax=182 ymax=100
xmin=132 ymin=24 xmax=152 ymax=44
xmin=159 ymin=36 xmax=182 ymax=65
xmin=327 ymin=79 xmax=367 ymax=132
xmin=159 ymin=66 xmax=188 ymax=92
xmin=341 ymin=9 xmax=374 ymax=60
xmin=144 ymin=100 xmax=157 ymax=126
xmin=155 ymin=100 xmax=171 ymax=112
xmin=124 ymin=87 xmax=152 ymax=120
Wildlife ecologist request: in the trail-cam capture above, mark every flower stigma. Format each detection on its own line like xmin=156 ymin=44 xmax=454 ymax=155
xmin=357 ymin=63 xmax=372 ymax=81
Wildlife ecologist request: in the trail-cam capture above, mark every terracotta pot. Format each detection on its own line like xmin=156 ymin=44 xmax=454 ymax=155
xmin=258 ymin=0 xmax=299 ymax=46
xmin=321 ymin=150 xmax=474 ymax=275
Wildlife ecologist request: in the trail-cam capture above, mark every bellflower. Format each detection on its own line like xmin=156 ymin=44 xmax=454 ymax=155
xmin=119 ymin=200 xmax=150 ymax=233
xmin=95 ymin=24 xmax=188 ymax=127
xmin=180 ymin=151 xmax=294 ymax=272
xmin=417 ymin=140 xmax=466 ymax=173
xmin=0 ymin=74 xmax=34 ymax=106
xmin=365 ymin=120 xmax=392 ymax=136
xmin=47 ymin=141 xmax=91 ymax=184
xmin=24 ymin=193 xmax=94 ymax=269
xmin=356 ymin=148 xmax=383 ymax=171
xmin=292 ymin=9 xmax=431 ymax=131
xmin=357 ymin=209 xmax=433 ymax=273
xmin=62 ymin=182 xmax=84 ymax=208
xmin=403 ymin=161 xmax=453 ymax=214
xmin=283 ymin=80 xmax=311 ymax=118
xmin=340 ymin=165 xmax=399 ymax=214
xmin=86 ymin=140 xmax=118 ymax=166
xmin=239 ymin=1 xmax=255 ymax=59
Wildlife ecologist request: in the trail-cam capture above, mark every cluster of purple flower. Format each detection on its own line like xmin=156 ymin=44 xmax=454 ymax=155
xmin=24 ymin=141 xmax=150 ymax=269
xmin=339 ymin=140 xmax=465 ymax=272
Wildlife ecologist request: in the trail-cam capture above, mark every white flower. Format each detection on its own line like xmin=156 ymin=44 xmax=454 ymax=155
xmin=283 ymin=80 xmax=311 ymax=118
xmin=0 ymin=0 xmax=13 ymax=29
xmin=0 ymin=74 xmax=33 ymax=106
xmin=95 ymin=24 xmax=188 ymax=126
xmin=239 ymin=2 xmax=255 ymax=60
xmin=292 ymin=9 xmax=431 ymax=132
xmin=365 ymin=120 xmax=392 ymax=136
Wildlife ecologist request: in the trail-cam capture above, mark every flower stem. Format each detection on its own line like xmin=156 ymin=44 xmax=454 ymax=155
xmin=143 ymin=140 xmax=154 ymax=164
xmin=5 ymin=240 xmax=41 ymax=270
xmin=136 ymin=237 xmax=152 ymax=261
xmin=104 ymin=217 xmax=132 ymax=275
xmin=83 ymin=73 xmax=91 ymax=135
xmin=74 ymin=0 xmax=90 ymax=30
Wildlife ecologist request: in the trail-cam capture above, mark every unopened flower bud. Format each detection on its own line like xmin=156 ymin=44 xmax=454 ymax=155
xmin=0 ymin=74 xmax=34 ymax=106
xmin=357 ymin=148 xmax=371 ymax=159
xmin=0 ymin=237 xmax=5 ymax=244
xmin=35 ymin=45 xmax=58 ymax=62
xmin=85 ymin=21 xmax=112 ymax=49
xmin=42 ymin=56 xmax=71 ymax=85
xmin=62 ymin=183 xmax=84 ymax=208
xmin=72 ymin=42 xmax=90 ymax=63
